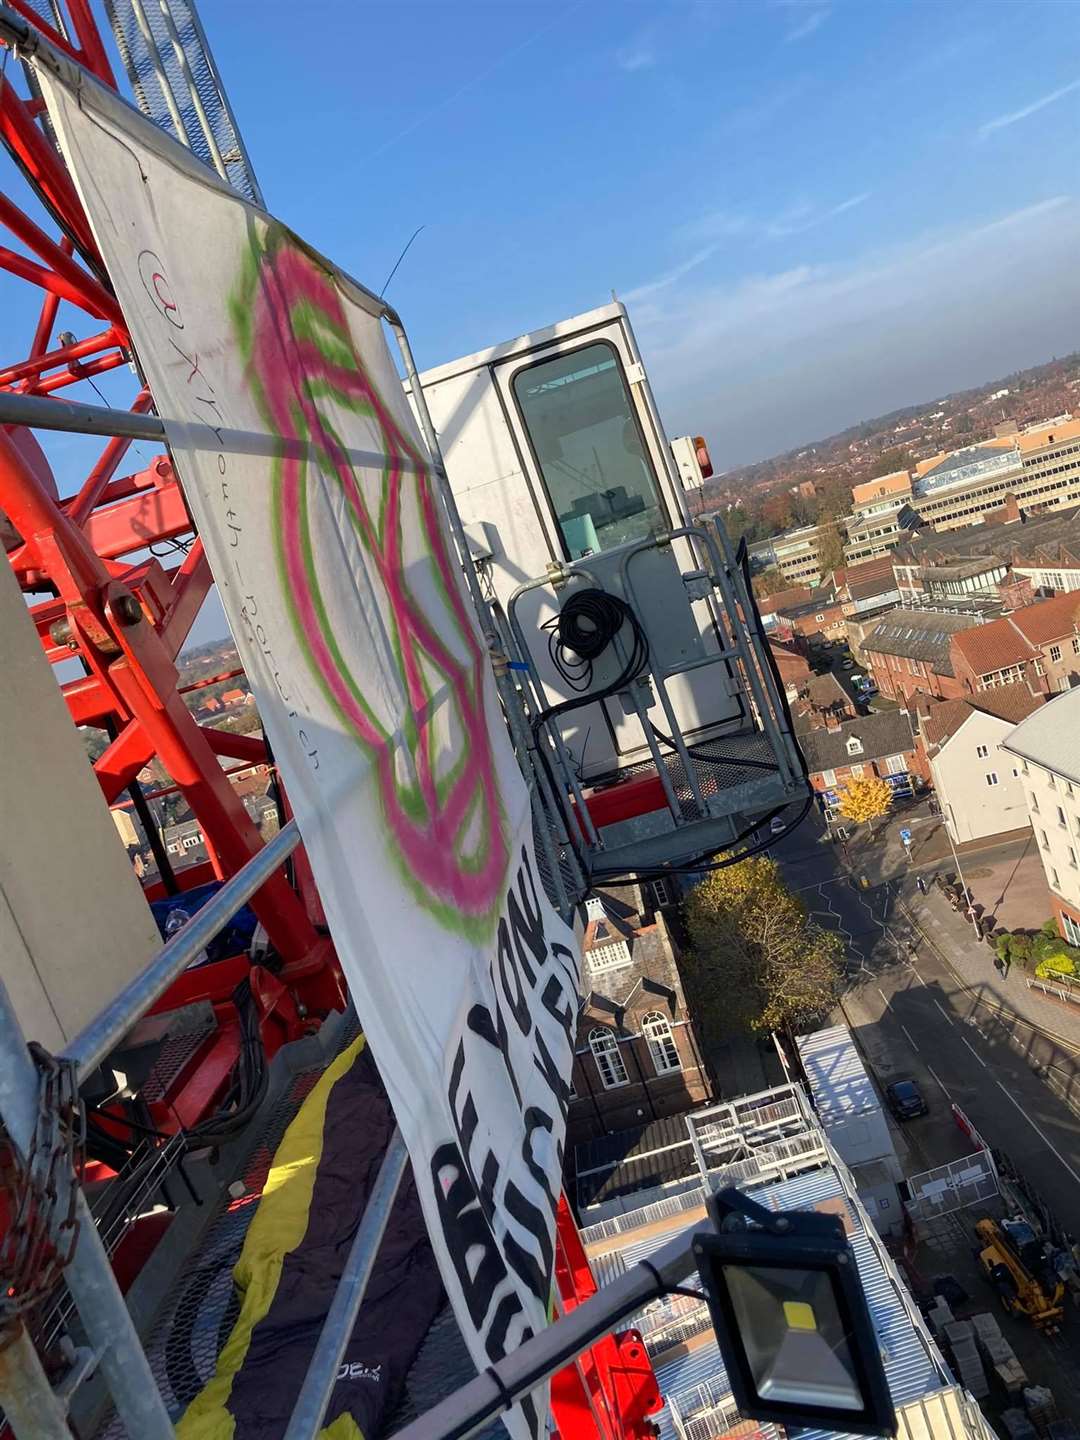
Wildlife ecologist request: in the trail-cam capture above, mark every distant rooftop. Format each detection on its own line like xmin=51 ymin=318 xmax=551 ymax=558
xmin=862 ymin=605 xmax=993 ymax=671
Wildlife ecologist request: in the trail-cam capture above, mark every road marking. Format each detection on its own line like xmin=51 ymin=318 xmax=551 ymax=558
xmin=996 ymin=1080 xmax=1080 ymax=1187
xmin=961 ymin=1036 xmax=987 ymax=1069
xmin=908 ymin=963 xmax=926 ymax=985
xmin=933 ymin=1000 xmax=955 ymax=1028
xmin=901 ymin=1024 xmax=920 ymax=1053
xmin=877 ymin=988 xmax=892 ymax=1010
xmin=927 ymin=1064 xmax=951 ymax=1098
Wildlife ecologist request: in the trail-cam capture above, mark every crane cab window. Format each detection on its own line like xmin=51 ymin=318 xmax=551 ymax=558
xmin=511 ymin=342 xmax=667 ymax=558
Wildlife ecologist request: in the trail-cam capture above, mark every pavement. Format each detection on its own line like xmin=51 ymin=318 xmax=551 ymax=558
xmin=769 ymin=807 xmax=1080 ymax=1240
xmin=840 ymin=800 xmax=1053 ymax=933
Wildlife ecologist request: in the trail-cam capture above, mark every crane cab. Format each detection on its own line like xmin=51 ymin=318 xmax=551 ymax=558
xmin=412 ymin=303 xmax=806 ymax=877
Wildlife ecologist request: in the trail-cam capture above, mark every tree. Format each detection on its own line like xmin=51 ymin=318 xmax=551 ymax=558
xmin=761 ymin=493 xmax=794 ymax=532
xmin=836 ymin=774 xmax=893 ymax=835
xmin=815 ymin=519 xmax=845 ymax=578
xmin=682 ymin=855 xmax=843 ymax=1041
xmin=751 ymin=566 xmax=789 ymax=600
xmin=867 ymin=448 xmax=911 ymax=480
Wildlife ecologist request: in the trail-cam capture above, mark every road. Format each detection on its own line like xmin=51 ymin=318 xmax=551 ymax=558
xmin=771 ymin=811 xmax=1080 ymax=1236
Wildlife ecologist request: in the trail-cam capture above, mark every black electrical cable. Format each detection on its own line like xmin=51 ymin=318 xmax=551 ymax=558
xmin=83 ymin=978 xmax=268 ymax=1156
xmin=527 ymin=569 xmax=814 ymax=890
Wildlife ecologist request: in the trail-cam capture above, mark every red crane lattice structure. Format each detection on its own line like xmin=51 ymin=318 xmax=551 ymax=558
xmin=0 ymin=9 xmax=662 ymax=1439
xmin=0 ymin=0 xmax=343 ymax=1045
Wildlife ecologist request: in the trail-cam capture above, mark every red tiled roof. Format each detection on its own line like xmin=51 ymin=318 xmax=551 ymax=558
xmin=1007 ymin=590 xmax=1080 ymax=645
xmin=921 ymin=699 xmax=974 ymax=749
xmin=846 ymin=555 xmax=895 ymax=586
xmin=950 ymin=617 xmax=1037 ymax=676
xmin=921 ymin=683 xmax=1044 ymax=749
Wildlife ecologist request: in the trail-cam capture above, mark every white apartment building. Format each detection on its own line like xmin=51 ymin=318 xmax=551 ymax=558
xmin=920 ymin=689 xmax=1042 ymax=845
xmin=1000 ymin=686 xmax=1080 ymax=944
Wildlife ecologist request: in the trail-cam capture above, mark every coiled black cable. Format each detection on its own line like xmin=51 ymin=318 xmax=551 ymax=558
xmin=542 ymin=589 xmax=649 ymax=697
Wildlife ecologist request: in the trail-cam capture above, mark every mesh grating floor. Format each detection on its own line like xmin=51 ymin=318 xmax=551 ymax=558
xmin=97 ymin=1047 xmax=336 ymax=1435
xmin=621 ymin=731 xmax=782 ymax=823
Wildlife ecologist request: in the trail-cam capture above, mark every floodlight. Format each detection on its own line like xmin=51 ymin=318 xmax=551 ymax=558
xmin=693 ymin=1189 xmax=896 ymax=1436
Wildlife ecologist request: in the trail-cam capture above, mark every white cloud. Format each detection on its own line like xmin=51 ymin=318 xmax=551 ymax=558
xmin=616 ymin=36 xmax=656 ymax=72
xmin=773 ymin=0 xmax=831 ymax=43
xmin=765 ymin=191 xmax=871 ymax=237
xmin=623 ymin=246 xmax=722 ymax=302
xmin=626 ymin=195 xmax=1078 ymax=466
xmin=978 ymin=77 xmax=1080 ymax=139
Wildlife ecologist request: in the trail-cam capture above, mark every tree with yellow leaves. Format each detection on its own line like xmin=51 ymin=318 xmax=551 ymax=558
xmin=836 ymin=773 xmax=893 ymax=836
xmin=682 ymin=854 xmax=843 ymax=1041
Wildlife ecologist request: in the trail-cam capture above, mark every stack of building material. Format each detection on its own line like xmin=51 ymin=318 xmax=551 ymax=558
xmin=1024 ymin=1386 xmax=1059 ymax=1434
xmin=943 ymin=1320 xmax=988 ymax=1400
xmin=925 ymin=1297 xmax=954 ymax=1339
xmin=970 ymin=1311 xmax=1028 ymax=1397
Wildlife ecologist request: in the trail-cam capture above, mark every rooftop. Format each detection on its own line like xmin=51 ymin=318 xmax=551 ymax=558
xmin=894 ymin=505 xmax=1080 ymax=571
xmin=1000 ymin=685 xmax=1080 ymax=784
xmin=574 ymin=1115 xmax=697 ymax=1210
xmin=920 ymin=683 xmax=1045 ymax=750
xmin=949 ymin=616 xmax=1037 ymax=676
xmin=591 ymin=1164 xmax=950 ymax=1440
xmin=863 ymin=607 xmax=989 ymax=671
xmin=798 ymin=709 xmax=915 ymax=775
xmin=796 ymin=1024 xmax=880 ymax=1121
xmin=1007 ymin=589 xmax=1080 ymax=644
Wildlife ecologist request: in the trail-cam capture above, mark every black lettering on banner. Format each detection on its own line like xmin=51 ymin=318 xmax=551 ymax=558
xmin=502 ymin=1181 xmax=554 ymax=1304
xmin=467 ymin=1002 xmax=523 ymax=1107
xmin=532 ymin=1029 xmax=570 ymax=1123
xmin=436 ymin=847 xmax=581 ymax=1437
xmin=540 ymin=974 xmax=575 ymax=1048
xmin=495 ymin=920 xmax=532 ymax=1037
xmin=507 ymin=847 xmax=547 ymax=985
xmin=521 ymin=1107 xmax=558 ymax=1220
xmin=430 ymin=1142 xmax=515 ymax=1332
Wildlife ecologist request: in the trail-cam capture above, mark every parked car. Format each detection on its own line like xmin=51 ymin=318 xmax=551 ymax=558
xmin=840 ymin=657 xmax=855 ymax=669
xmin=770 ymin=814 xmax=787 ymax=836
xmin=885 ymin=1078 xmax=928 ymax=1120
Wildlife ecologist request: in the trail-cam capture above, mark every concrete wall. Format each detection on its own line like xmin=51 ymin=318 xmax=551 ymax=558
xmin=0 ymin=557 xmax=160 ymax=1049
xmin=1020 ymin=758 xmax=1080 ymax=917
xmin=932 ymin=710 xmax=1031 ymax=844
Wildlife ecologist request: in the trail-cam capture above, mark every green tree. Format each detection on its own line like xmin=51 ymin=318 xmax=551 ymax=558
xmin=682 ymin=855 xmax=843 ymax=1041
xmin=837 ymin=774 xmax=893 ymax=836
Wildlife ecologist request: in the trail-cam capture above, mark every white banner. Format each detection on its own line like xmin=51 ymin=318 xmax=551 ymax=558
xmin=37 ymin=62 xmax=578 ymax=1440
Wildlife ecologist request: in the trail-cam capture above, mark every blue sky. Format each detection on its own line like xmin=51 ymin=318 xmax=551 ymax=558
xmin=6 ymin=0 xmax=1080 ymax=643
xmin=200 ymin=0 xmax=1080 ymax=468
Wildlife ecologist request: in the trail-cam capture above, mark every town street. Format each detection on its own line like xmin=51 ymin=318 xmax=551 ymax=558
xmin=772 ymin=812 xmax=1080 ymax=1237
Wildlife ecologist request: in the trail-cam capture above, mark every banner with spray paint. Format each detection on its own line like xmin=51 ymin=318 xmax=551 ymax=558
xmin=36 ymin=59 xmax=579 ymax=1440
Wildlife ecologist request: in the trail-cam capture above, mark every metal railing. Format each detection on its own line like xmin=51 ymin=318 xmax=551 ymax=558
xmin=580 ymin=1183 xmax=709 ymax=1245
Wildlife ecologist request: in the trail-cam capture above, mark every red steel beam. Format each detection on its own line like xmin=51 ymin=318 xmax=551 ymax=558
xmin=0 ymin=324 xmax=123 ymax=387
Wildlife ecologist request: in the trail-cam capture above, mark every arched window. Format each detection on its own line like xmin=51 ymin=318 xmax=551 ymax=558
xmin=589 ymin=1028 xmax=629 ymax=1090
xmin=643 ymin=1012 xmax=681 ymax=1075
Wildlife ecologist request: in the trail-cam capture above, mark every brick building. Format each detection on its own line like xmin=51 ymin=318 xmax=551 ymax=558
xmin=776 ymin=593 xmax=847 ymax=646
xmin=793 ymin=671 xmax=856 ymax=733
xmin=568 ymin=885 xmax=711 ymax=1145
xmin=861 ymin=605 xmax=995 ymax=704
xmin=949 ymin=592 xmax=1080 ymax=695
xmin=768 ymin=639 xmax=811 ymax=699
xmin=798 ymin=710 xmax=920 ymax=824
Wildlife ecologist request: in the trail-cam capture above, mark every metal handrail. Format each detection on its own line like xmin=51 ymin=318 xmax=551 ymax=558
xmin=63 ymin=818 xmax=302 ymax=1079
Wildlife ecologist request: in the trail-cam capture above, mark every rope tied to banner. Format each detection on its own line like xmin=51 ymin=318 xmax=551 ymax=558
xmin=0 ymin=1044 xmax=85 ymax=1333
